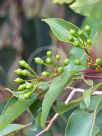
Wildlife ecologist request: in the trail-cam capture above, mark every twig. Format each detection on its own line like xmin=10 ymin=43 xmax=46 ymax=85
xmin=90 ymin=48 xmax=97 ymax=60
xmin=36 ymin=87 xmax=102 ymax=136
xmin=36 ymin=113 xmax=59 ymax=136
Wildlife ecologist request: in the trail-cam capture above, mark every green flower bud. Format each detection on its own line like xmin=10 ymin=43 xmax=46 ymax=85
xmin=41 ymin=71 xmax=50 ymax=77
xmin=14 ymin=78 xmax=24 ymax=83
xmin=73 ymin=41 xmax=80 ymax=47
xmin=64 ymin=59 xmax=70 ymax=66
xmin=23 ymin=91 xmax=32 ymax=99
xmin=78 ymin=30 xmax=83 ymax=36
xmin=18 ymin=84 xmax=26 ymax=91
xmin=68 ymin=35 xmax=74 ymax=42
xmin=34 ymin=57 xmax=43 ymax=64
xmin=84 ymin=25 xmax=91 ymax=34
xmin=74 ymin=59 xmax=81 ymax=65
xmin=15 ymin=69 xmax=22 ymax=75
xmin=58 ymin=67 xmax=64 ymax=73
xmin=56 ymin=54 xmax=60 ymax=61
xmin=96 ymin=58 xmax=102 ymax=65
xmin=87 ymin=39 xmax=91 ymax=44
xmin=26 ymin=82 xmax=34 ymax=89
xmin=45 ymin=58 xmax=53 ymax=64
xmin=19 ymin=60 xmax=29 ymax=68
xmin=47 ymin=51 xmax=52 ymax=57
xmin=70 ymin=29 xmax=76 ymax=36
xmin=22 ymin=70 xmax=31 ymax=76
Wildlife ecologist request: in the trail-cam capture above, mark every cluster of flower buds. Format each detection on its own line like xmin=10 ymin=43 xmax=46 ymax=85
xmin=34 ymin=51 xmax=70 ymax=77
xmin=68 ymin=25 xmax=91 ymax=48
xmin=14 ymin=60 xmax=37 ymax=99
xmin=14 ymin=51 xmax=72 ymax=98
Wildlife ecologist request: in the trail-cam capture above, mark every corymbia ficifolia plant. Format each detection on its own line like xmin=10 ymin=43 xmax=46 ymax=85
xmin=0 ymin=18 xmax=102 ymax=136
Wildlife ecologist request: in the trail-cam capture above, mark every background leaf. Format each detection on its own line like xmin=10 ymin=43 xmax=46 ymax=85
xmin=70 ymin=0 xmax=102 ymax=17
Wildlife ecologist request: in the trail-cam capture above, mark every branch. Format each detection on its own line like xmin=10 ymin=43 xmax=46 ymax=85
xmin=36 ymin=87 xmax=102 ymax=136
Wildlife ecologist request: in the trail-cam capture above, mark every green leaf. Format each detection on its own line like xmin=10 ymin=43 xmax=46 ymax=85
xmin=41 ymin=38 xmax=87 ymax=128
xmin=0 ymin=123 xmax=30 ymax=135
xmin=66 ymin=95 xmax=102 ymax=136
xmin=42 ymin=18 xmax=79 ymax=42
xmin=83 ymin=82 xmax=102 ymax=107
xmin=65 ymin=109 xmax=99 ymax=136
xmin=41 ymin=70 xmax=76 ymax=128
xmin=0 ymin=94 xmax=37 ymax=129
xmin=70 ymin=0 xmax=102 ymax=17
xmin=55 ymin=98 xmax=81 ymax=114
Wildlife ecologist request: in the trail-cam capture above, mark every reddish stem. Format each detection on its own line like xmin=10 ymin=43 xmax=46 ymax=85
xmin=80 ymin=69 xmax=102 ymax=73
xmin=84 ymin=75 xmax=102 ymax=80
xmin=90 ymin=48 xmax=97 ymax=60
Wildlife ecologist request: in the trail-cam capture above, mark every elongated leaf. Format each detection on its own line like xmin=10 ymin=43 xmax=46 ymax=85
xmin=41 ymin=70 xmax=76 ymax=127
xmin=41 ymin=48 xmax=86 ymax=127
xmin=0 ymin=123 xmax=30 ymax=135
xmin=70 ymin=0 xmax=102 ymax=17
xmin=0 ymin=95 xmax=37 ymax=129
xmin=65 ymin=109 xmax=99 ymax=136
xmin=42 ymin=18 xmax=79 ymax=42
